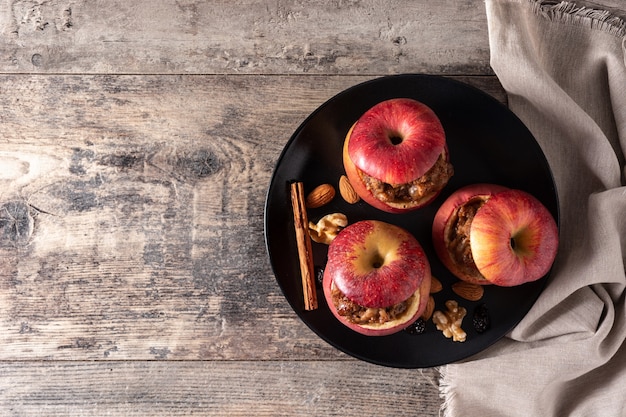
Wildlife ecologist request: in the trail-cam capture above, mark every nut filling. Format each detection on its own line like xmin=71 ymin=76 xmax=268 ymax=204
xmin=446 ymin=197 xmax=485 ymax=278
xmin=360 ymin=153 xmax=453 ymax=205
xmin=331 ymin=284 xmax=413 ymax=325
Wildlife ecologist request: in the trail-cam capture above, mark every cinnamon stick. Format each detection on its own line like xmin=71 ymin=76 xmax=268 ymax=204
xmin=290 ymin=181 xmax=318 ymax=311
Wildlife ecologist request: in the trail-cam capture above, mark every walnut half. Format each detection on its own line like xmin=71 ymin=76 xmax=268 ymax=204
xmin=432 ymin=300 xmax=467 ymax=342
xmin=308 ymin=213 xmax=348 ymax=245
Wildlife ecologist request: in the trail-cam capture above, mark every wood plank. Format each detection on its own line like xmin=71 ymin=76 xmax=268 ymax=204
xmin=0 ymin=74 xmax=504 ymax=361
xmin=0 ymin=0 xmax=492 ymax=75
xmin=0 ymin=361 xmax=442 ymax=416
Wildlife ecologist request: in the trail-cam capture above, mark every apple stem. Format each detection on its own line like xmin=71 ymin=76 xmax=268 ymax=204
xmin=386 ymin=129 xmax=403 ymax=145
xmin=371 ymin=253 xmax=385 ymax=269
xmin=510 ymin=237 xmax=516 ymax=250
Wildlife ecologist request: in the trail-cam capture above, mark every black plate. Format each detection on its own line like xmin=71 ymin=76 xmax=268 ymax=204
xmin=264 ymin=74 xmax=558 ymax=368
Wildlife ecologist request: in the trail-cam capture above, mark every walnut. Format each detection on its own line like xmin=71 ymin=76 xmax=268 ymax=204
xmin=308 ymin=213 xmax=348 ymax=245
xmin=432 ymin=300 xmax=467 ymax=342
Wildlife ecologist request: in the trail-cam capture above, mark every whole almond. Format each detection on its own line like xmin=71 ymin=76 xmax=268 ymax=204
xmin=421 ymin=295 xmax=435 ymax=321
xmin=338 ymin=175 xmax=360 ymax=204
xmin=430 ymin=276 xmax=443 ymax=294
xmin=306 ymin=184 xmax=335 ymax=208
xmin=452 ymin=282 xmax=484 ymax=301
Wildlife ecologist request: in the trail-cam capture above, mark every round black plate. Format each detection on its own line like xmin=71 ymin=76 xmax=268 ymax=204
xmin=264 ymin=74 xmax=558 ymax=368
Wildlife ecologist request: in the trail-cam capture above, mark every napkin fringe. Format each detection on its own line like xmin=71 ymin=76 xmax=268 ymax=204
xmin=530 ymin=0 xmax=626 ymax=37
xmin=438 ymin=365 xmax=456 ymax=417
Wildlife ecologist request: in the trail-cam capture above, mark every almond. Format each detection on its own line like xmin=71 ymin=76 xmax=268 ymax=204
xmin=305 ymin=184 xmax=335 ymax=208
xmin=421 ymin=295 xmax=435 ymax=321
xmin=430 ymin=276 xmax=443 ymax=294
xmin=338 ymin=175 xmax=360 ymax=204
xmin=452 ymin=282 xmax=484 ymax=301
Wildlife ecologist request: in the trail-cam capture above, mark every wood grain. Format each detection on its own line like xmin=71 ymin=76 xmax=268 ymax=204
xmin=0 ymin=0 xmax=492 ymax=75
xmin=0 ymin=361 xmax=442 ymax=416
xmin=0 ymin=74 xmax=505 ymax=361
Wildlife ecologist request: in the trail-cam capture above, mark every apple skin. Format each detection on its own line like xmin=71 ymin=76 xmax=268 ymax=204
xmin=432 ymin=183 xmax=508 ymax=285
xmin=432 ymin=184 xmax=559 ymax=286
xmin=470 ymin=189 xmax=559 ymax=286
xmin=347 ymin=98 xmax=445 ymax=185
xmin=343 ymin=98 xmax=448 ymax=213
xmin=322 ymin=220 xmax=431 ymax=336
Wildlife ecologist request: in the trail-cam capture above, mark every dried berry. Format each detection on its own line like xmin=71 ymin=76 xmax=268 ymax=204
xmin=404 ymin=318 xmax=426 ymax=335
xmin=315 ymin=266 xmax=325 ymax=287
xmin=472 ymin=303 xmax=490 ymax=333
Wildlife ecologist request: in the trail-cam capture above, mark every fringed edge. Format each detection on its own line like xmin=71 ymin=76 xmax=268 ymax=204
xmin=530 ymin=0 xmax=626 ymax=38
xmin=437 ymin=365 xmax=456 ymax=417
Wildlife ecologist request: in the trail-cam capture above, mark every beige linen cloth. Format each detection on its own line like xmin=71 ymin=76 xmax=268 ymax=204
xmin=439 ymin=1 xmax=626 ymax=416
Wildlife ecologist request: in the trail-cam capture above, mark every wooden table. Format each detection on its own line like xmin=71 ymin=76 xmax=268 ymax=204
xmin=0 ymin=1 xmax=506 ymax=414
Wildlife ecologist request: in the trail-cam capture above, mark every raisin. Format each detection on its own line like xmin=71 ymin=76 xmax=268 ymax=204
xmin=472 ymin=303 xmax=490 ymax=333
xmin=314 ymin=266 xmax=325 ymax=287
xmin=404 ymin=318 xmax=426 ymax=335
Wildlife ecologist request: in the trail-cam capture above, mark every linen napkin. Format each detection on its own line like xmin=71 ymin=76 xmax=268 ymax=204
xmin=439 ymin=1 xmax=626 ymax=416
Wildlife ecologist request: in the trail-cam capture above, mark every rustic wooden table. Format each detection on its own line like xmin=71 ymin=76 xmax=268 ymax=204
xmin=0 ymin=1 xmax=509 ymax=415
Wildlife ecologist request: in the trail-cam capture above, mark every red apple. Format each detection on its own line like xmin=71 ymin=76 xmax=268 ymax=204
xmin=432 ymin=183 xmax=508 ymax=285
xmin=432 ymin=184 xmax=559 ymax=286
xmin=323 ymin=220 xmax=431 ymax=336
xmin=343 ymin=98 xmax=453 ymax=213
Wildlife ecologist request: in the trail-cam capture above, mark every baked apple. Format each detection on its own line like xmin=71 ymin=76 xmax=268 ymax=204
xmin=323 ymin=220 xmax=431 ymax=336
xmin=343 ymin=98 xmax=453 ymax=213
xmin=432 ymin=183 xmax=559 ymax=286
